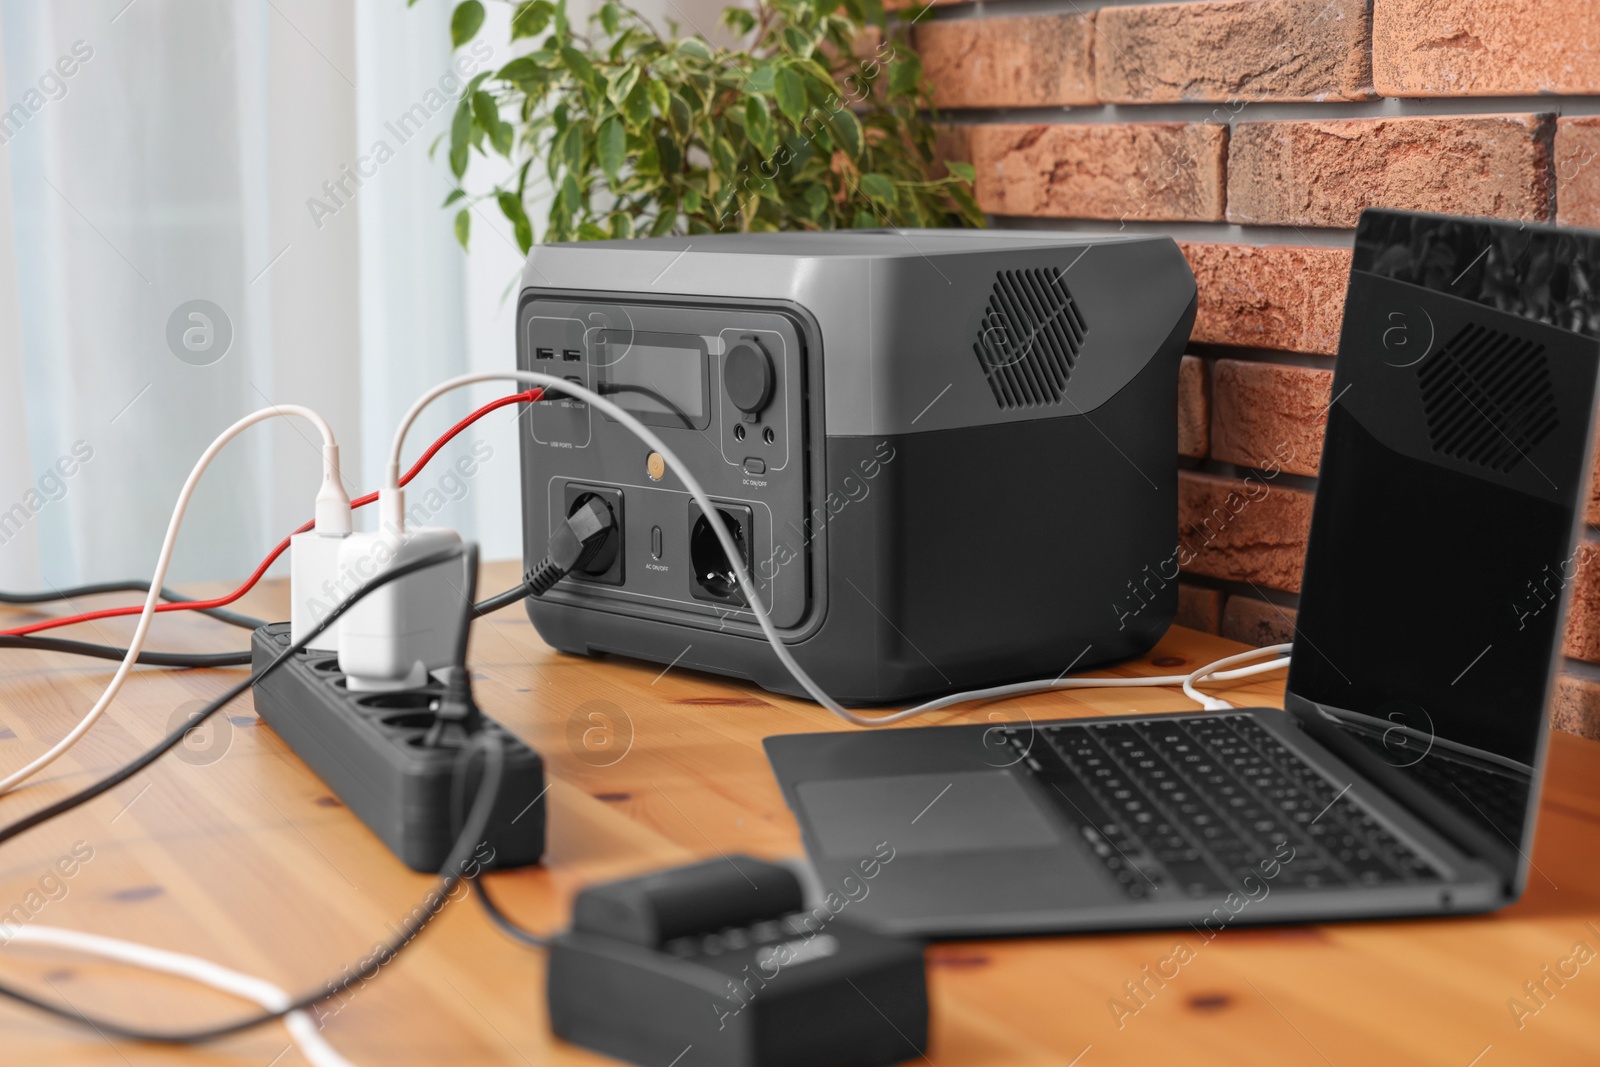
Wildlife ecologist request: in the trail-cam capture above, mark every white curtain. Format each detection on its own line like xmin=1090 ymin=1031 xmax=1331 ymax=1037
xmin=0 ymin=0 xmax=363 ymax=585
xmin=0 ymin=0 xmax=729 ymax=589
xmin=0 ymin=0 xmax=521 ymax=589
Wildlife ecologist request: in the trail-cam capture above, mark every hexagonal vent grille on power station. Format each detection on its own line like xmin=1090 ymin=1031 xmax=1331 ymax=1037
xmin=1418 ymin=322 xmax=1558 ymax=474
xmin=972 ymin=267 xmax=1088 ymax=409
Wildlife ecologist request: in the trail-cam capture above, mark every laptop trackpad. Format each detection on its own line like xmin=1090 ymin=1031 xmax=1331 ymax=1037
xmin=796 ymin=771 xmax=1062 ymax=859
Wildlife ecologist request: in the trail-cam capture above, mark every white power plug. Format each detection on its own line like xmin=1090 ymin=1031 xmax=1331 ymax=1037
xmin=334 ymin=486 xmax=465 ymax=691
xmin=289 ymin=443 xmax=353 ymax=652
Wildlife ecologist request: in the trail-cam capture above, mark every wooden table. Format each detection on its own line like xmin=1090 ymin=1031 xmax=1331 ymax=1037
xmin=0 ymin=560 xmax=1597 ymax=1065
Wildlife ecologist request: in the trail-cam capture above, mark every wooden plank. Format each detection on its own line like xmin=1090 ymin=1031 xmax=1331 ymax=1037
xmin=0 ymin=561 xmax=1593 ymax=1064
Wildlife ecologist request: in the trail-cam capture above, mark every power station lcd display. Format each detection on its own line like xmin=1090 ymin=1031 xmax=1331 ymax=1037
xmin=597 ymin=332 xmax=708 ymax=427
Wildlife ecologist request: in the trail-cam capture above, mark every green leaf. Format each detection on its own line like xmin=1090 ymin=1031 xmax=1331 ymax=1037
xmin=676 ymin=37 xmax=714 ymax=62
xmin=471 ymin=90 xmax=499 ymax=133
xmin=562 ymin=123 xmax=587 ymax=174
xmin=852 ymin=208 xmax=877 ymax=229
xmin=656 ymin=132 xmax=683 ymax=175
xmin=860 ymin=173 xmax=895 ymax=205
xmin=454 ymin=207 xmax=471 ymax=248
xmin=829 ymin=107 xmax=863 ymax=157
xmin=781 ymin=27 xmax=814 ymax=59
xmin=667 ymin=93 xmax=693 ymax=137
xmin=745 ymin=64 xmax=776 ymax=94
xmin=720 ymin=7 xmax=756 ymax=35
xmin=608 ymin=211 xmax=633 ymax=239
xmin=499 ymin=191 xmax=534 ymax=252
xmin=449 ymin=98 xmax=472 ymax=178
xmin=633 ymin=138 xmax=660 ymax=178
xmin=803 ymin=183 xmax=829 ymax=220
xmin=888 ymin=54 xmax=922 ymax=98
xmin=578 ymin=221 xmax=610 ymax=241
xmin=774 ymin=67 xmax=807 ymax=126
xmin=442 ymin=188 xmax=466 ymax=207
xmin=622 ymin=80 xmax=653 ymax=129
xmin=497 ymin=57 xmax=542 ymax=83
xmin=710 ymin=133 xmax=738 ymax=176
xmin=649 ymin=207 xmax=677 ymax=237
xmin=509 ymin=0 xmax=553 ymax=40
xmin=561 ymin=173 xmax=582 ymax=214
xmin=647 ymin=78 xmax=670 ymax=119
xmin=490 ymin=117 xmax=514 ymax=156
xmin=599 ymin=1 xmax=620 ymax=35
xmin=597 ymin=116 xmax=627 ymax=182
xmin=450 ymin=1 xmax=484 ymax=48
xmin=560 ymin=46 xmax=597 ymax=87
xmin=745 ymin=96 xmax=775 ymax=158
xmin=607 ymin=65 xmax=640 ymax=107
xmin=945 ymin=160 xmax=976 ymax=184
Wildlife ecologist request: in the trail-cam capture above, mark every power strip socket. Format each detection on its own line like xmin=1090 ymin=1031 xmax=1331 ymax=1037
xmin=250 ymin=624 xmax=546 ymax=872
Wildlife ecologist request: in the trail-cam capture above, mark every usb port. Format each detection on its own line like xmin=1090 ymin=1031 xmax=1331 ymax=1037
xmin=562 ymin=348 xmax=582 ymax=362
xmin=535 ymin=347 xmax=554 ymax=360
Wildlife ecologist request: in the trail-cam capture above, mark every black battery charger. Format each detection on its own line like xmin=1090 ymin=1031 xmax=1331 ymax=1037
xmin=547 ymin=855 xmax=929 ymax=1067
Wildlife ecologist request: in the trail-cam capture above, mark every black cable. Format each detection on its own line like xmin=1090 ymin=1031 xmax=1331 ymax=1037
xmin=0 ymin=635 xmax=252 ymax=668
xmin=0 ymin=544 xmax=513 ymax=1045
xmin=471 ymin=876 xmax=551 ymax=949
xmin=0 ymin=582 xmax=267 ymax=631
xmin=472 ymin=581 xmax=532 ymax=618
xmin=0 ymin=577 xmax=533 ymax=669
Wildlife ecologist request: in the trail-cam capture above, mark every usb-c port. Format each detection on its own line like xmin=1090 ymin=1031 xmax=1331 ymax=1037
xmin=535 ymin=347 xmax=554 ymax=360
xmin=562 ymin=349 xmax=582 ymax=362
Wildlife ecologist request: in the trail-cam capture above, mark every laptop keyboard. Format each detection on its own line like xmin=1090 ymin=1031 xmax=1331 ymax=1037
xmin=1000 ymin=714 xmax=1440 ymax=899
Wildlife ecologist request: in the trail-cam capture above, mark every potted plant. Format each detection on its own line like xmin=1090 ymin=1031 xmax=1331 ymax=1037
xmin=428 ymin=0 xmax=981 ymax=247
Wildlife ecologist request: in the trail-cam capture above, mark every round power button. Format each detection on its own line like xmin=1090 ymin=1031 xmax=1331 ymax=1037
xmin=723 ymin=339 xmax=774 ymax=415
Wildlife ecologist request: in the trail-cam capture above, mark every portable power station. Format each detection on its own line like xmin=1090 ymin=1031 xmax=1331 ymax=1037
xmin=516 ymin=229 xmax=1197 ymax=704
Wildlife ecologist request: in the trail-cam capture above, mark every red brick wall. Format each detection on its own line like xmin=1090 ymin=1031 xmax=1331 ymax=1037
xmin=909 ymin=0 xmax=1600 ymax=740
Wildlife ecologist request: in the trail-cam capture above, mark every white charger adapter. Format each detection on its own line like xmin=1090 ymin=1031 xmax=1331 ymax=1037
xmin=334 ymin=486 xmax=466 ymax=691
xmin=288 ymin=443 xmax=353 ymax=652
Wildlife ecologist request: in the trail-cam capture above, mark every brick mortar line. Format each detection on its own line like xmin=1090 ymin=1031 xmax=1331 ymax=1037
xmin=1561 ymin=658 xmax=1600 ymax=683
xmin=999 ymin=217 xmax=1359 ymax=248
xmin=901 ymin=0 xmax=1225 ymax=22
xmin=936 ymin=98 xmax=1600 ymax=127
xmin=1186 ymin=346 xmax=1336 ymax=369
xmin=1191 ymin=462 xmax=1318 ymax=494
xmin=1185 ymin=577 xmax=1301 ymax=610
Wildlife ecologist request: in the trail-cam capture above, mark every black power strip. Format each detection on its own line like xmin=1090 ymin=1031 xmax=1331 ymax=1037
xmin=250 ymin=624 xmax=546 ymax=872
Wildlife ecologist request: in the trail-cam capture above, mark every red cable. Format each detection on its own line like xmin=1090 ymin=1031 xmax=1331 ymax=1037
xmin=2 ymin=388 xmax=543 ymax=638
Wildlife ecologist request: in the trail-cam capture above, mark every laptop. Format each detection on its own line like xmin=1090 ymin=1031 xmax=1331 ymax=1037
xmin=763 ymin=208 xmax=1600 ymax=937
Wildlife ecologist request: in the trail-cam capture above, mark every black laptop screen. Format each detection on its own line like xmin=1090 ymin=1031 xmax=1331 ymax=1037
xmin=1288 ymin=210 xmax=1600 ymax=861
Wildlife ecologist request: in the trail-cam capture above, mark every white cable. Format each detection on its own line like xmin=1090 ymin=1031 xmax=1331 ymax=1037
xmin=388 ymin=372 xmax=1290 ymax=725
xmin=3 ymin=924 xmax=353 ymax=1067
xmin=1182 ymin=643 xmax=1294 ymax=710
xmin=0 ymin=406 xmax=347 ymax=795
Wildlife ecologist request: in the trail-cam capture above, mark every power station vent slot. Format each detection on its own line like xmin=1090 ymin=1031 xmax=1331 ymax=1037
xmin=1418 ymin=322 xmax=1558 ymax=474
xmin=973 ymin=267 xmax=1087 ymax=409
